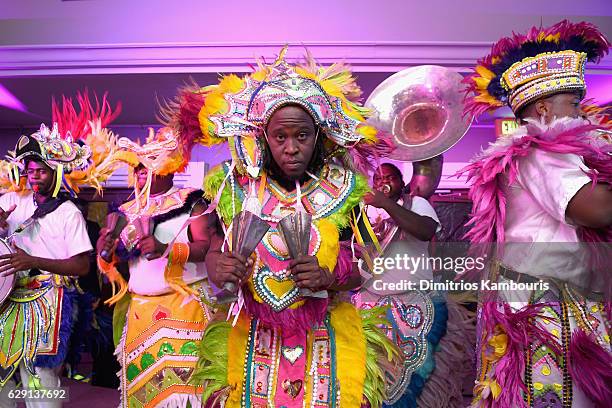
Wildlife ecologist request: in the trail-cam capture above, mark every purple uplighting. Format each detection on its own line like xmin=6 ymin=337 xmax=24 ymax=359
xmin=0 ymin=84 xmax=27 ymax=112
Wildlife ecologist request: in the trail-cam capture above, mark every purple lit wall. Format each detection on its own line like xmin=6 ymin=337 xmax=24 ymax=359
xmin=1 ymin=1 xmax=610 ymax=188
xmin=1 ymin=1 xmax=610 ymax=46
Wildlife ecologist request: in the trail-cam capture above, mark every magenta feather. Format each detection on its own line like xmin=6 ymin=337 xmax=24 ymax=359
xmin=52 ymin=89 xmax=121 ymax=140
xmin=458 ymin=121 xmax=612 ymax=247
xmin=242 ymin=289 xmax=328 ymax=334
xmin=349 ymin=131 xmax=395 ymax=175
xmin=478 ymin=302 xmax=560 ymax=408
xmin=568 ymin=329 xmax=612 ymax=407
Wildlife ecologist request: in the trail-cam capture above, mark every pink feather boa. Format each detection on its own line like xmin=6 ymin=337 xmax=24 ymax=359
xmin=464 ymin=117 xmax=612 ymax=407
xmin=568 ymin=328 xmax=612 ymax=407
xmin=459 ymin=117 xmax=611 ymax=246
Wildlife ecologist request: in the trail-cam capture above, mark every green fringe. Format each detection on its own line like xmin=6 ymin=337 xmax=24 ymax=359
xmin=326 ymin=172 xmax=369 ymax=229
xmin=203 ymin=164 xmax=368 ymax=229
xmin=112 ymin=292 xmax=131 ymax=347
xmin=192 ymin=320 xmax=231 ymax=404
xmin=202 ymin=164 xmax=226 ymax=201
xmin=203 ymin=163 xmax=243 ymax=225
xmin=360 ymin=306 xmax=399 ymax=408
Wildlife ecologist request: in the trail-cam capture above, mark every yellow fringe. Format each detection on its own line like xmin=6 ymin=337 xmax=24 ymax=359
xmin=51 ymin=165 xmax=63 ymax=197
xmin=330 ymin=302 xmax=367 ymax=408
xmin=357 ymin=125 xmax=379 ymax=144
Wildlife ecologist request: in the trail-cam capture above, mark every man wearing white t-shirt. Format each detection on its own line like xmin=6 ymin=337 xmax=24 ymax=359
xmin=0 ymin=134 xmax=92 ymax=408
xmin=352 ymin=163 xmax=474 ymax=407
xmin=365 ymin=163 xmax=439 ymax=283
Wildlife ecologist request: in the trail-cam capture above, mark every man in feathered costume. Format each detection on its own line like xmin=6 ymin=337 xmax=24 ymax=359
xmin=353 ymin=162 xmax=475 ymax=408
xmin=96 ymin=117 xmax=216 ymax=407
xmin=0 ymin=92 xmax=125 ymax=407
xmin=462 ymin=20 xmax=612 ymax=407
xmin=95 ymin=129 xmax=215 ymax=407
xmin=191 ymin=47 xmax=399 ymax=407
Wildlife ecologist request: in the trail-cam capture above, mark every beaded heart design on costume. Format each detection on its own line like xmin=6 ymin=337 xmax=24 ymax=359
xmin=282 ymin=379 xmax=303 ymax=399
xmin=281 ymin=345 xmax=304 ymax=365
xmin=252 ymin=266 xmax=299 ymax=312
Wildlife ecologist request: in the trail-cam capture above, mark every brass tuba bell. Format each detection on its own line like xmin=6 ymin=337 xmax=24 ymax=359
xmin=365 ymin=65 xmax=472 ymax=198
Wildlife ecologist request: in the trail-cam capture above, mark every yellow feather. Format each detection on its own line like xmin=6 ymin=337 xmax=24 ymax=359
xmin=294 ymin=67 xmax=318 ymax=81
xmin=251 ymin=68 xmax=269 ymax=82
xmin=475 ymin=94 xmax=503 ymax=107
xmin=314 ymin=218 xmax=339 ymax=272
xmin=203 ymin=92 xmax=228 ymax=116
xmin=198 ymin=92 xmax=228 ymax=146
xmin=319 ymin=79 xmax=345 ymax=99
xmin=218 ymin=74 xmax=244 ymax=94
xmin=113 ymin=151 xmax=140 ymax=167
xmin=357 ymin=125 xmax=378 ymax=144
xmin=475 ymin=65 xmax=496 ymax=81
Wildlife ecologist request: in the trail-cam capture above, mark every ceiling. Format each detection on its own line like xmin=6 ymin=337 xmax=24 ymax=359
xmin=0 ymin=0 xmax=610 ymax=168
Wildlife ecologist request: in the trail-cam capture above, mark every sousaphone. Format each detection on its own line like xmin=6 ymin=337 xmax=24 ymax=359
xmin=365 ymin=65 xmax=472 ymax=198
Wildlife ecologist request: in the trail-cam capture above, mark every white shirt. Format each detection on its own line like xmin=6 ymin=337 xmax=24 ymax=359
xmin=502 ymin=149 xmax=592 ymax=286
xmin=366 ymin=195 xmax=441 ymax=294
xmin=0 ymin=191 xmax=93 ymax=272
xmin=127 ymin=211 xmax=208 ymax=296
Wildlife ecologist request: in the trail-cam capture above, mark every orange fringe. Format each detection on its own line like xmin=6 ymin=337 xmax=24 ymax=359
xmin=164 ymin=243 xmax=198 ymax=297
xmin=97 ymin=255 xmax=128 ymax=305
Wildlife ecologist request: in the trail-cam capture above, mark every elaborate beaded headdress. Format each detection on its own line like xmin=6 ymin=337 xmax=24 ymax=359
xmin=464 ymin=20 xmax=610 ymax=117
xmin=2 ymin=91 xmax=132 ymax=197
xmin=116 ymin=87 xmax=203 ymax=206
xmin=194 ymin=46 xmax=393 ymax=178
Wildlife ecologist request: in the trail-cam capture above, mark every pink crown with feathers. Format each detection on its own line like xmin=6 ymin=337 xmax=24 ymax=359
xmin=464 ymin=20 xmax=610 ymax=117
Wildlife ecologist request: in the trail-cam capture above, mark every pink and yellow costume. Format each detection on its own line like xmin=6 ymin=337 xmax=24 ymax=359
xmin=191 ymin=48 xmax=399 ymax=407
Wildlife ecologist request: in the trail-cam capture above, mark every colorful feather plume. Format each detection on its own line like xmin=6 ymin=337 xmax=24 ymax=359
xmin=464 ymin=20 xmax=610 ymax=118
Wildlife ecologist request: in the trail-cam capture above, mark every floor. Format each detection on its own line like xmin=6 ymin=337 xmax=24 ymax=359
xmin=11 ymin=352 xmax=474 ymax=407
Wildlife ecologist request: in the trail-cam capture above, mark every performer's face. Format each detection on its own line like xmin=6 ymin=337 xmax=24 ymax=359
xmin=373 ymin=164 xmax=403 ymax=199
xmin=134 ymin=164 xmax=148 ymax=189
xmin=265 ymin=105 xmax=317 ymax=180
xmin=26 ymin=160 xmax=54 ymax=195
xmin=540 ymin=92 xmax=583 ymax=123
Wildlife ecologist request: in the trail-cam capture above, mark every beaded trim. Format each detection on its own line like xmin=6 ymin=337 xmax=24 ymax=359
xmin=242 ymin=320 xmax=287 ymax=407
xmin=560 ymin=302 xmax=572 ymax=408
xmin=252 ymin=264 xmax=300 ymax=312
xmin=262 ymin=163 xmax=355 ymax=222
xmin=509 ymin=74 xmax=585 ymax=113
xmin=377 ymin=294 xmax=433 ymax=403
xmin=502 ymin=51 xmax=586 ymax=90
xmin=241 ymin=318 xmax=338 ymax=407
xmin=500 ymin=50 xmax=587 ymax=113
xmin=527 ymin=287 xmax=571 ymax=407
xmin=304 ymin=320 xmax=336 ymax=408
xmin=120 ymin=187 xmax=193 ymax=250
